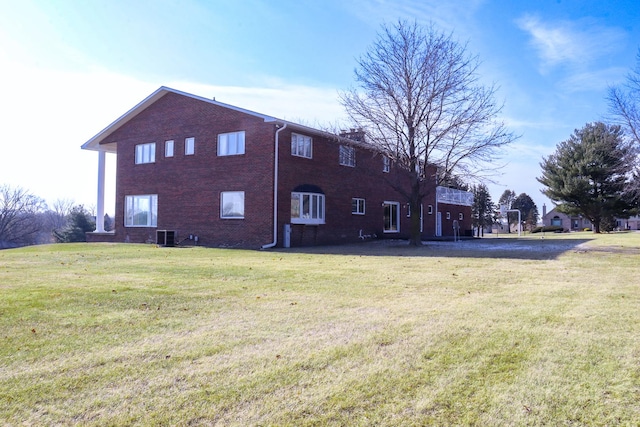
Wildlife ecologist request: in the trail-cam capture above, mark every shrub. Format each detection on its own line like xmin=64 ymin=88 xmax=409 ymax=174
xmin=531 ymin=225 xmax=564 ymax=233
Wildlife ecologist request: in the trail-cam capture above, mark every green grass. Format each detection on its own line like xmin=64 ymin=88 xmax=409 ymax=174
xmin=1 ymin=233 xmax=640 ymax=425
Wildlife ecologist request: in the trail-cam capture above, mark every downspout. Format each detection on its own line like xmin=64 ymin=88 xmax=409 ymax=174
xmin=261 ymin=123 xmax=287 ymax=249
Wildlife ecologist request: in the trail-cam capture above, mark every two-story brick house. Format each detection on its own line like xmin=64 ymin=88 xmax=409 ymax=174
xmin=82 ymin=86 xmax=472 ymax=248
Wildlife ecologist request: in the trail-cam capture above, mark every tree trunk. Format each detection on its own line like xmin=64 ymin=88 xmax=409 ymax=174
xmin=408 ymin=190 xmax=423 ymax=246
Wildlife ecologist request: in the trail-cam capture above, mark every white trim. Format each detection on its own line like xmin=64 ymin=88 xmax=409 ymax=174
xmin=95 ymin=151 xmax=106 ymax=233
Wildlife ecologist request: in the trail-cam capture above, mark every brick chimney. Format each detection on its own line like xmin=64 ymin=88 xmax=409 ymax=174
xmin=339 ymin=128 xmax=365 ymax=142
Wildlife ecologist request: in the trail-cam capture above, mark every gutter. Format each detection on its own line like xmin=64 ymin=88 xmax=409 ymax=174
xmin=261 ymin=123 xmax=287 ymax=249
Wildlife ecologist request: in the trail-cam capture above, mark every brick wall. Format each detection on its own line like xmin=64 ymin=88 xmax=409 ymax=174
xmin=95 ymin=90 xmax=472 ymax=248
xmin=104 ymin=92 xmax=276 ymax=248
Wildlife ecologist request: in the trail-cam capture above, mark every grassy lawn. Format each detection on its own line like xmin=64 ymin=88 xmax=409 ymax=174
xmin=1 ymin=233 xmax=640 ymax=425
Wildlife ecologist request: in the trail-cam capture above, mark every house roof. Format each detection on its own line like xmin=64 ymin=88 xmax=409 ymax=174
xmin=81 ymin=86 xmax=371 ymax=153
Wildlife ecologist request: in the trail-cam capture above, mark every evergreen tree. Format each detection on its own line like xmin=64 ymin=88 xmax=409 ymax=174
xmin=538 ymin=122 xmax=635 ymax=233
xmin=471 ymin=184 xmax=494 ymax=236
xmin=498 ymin=189 xmax=516 ymax=232
xmin=511 ymin=193 xmax=539 ymax=232
xmin=54 ymin=205 xmax=95 ymax=242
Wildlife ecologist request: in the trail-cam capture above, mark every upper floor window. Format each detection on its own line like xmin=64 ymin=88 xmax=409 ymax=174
xmin=218 ymin=131 xmax=245 ymax=156
xmin=291 ymin=133 xmax=312 ymax=158
xmin=428 ymin=205 xmax=433 ymax=215
xmin=352 ymin=198 xmax=365 ymax=215
xmin=125 ymin=194 xmax=157 ymax=227
xmin=185 ymin=137 xmax=195 ymax=155
xmin=382 ymin=155 xmax=390 ymax=173
xmin=291 ymin=192 xmax=325 ymax=225
xmin=220 ymin=191 xmax=245 ymax=219
xmin=135 ymin=143 xmax=155 ymax=164
xmin=339 ymin=145 xmax=355 ymax=167
xmin=165 ymin=140 xmax=174 ymax=157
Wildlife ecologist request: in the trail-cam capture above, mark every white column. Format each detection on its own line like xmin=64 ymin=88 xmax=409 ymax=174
xmin=96 ymin=150 xmax=106 ymax=232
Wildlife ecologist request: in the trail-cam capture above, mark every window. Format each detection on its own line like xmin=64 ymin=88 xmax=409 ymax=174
xmin=383 ymin=202 xmax=400 ymax=233
xmin=218 ymin=131 xmax=245 ymax=156
xmin=428 ymin=205 xmax=433 ymax=215
xmin=291 ymin=133 xmax=312 ymax=158
xmin=352 ymin=198 xmax=365 ymax=215
xmin=459 ymin=213 xmax=464 ymax=220
xmin=185 ymin=137 xmax=195 ymax=155
xmin=382 ymin=155 xmax=390 ymax=173
xmin=165 ymin=140 xmax=174 ymax=157
xmin=446 ymin=212 xmax=451 ymax=220
xmin=125 ymin=195 xmax=157 ymax=227
xmin=135 ymin=143 xmax=155 ymax=164
xmin=291 ymin=192 xmax=325 ymax=224
xmin=221 ymin=191 xmax=244 ymax=219
xmin=551 ymin=216 xmax=562 ymax=226
xmin=339 ymin=145 xmax=355 ymax=167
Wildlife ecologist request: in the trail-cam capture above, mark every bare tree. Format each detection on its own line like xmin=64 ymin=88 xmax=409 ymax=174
xmin=44 ymin=198 xmax=75 ymax=232
xmin=340 ymin=21 xmax=515 ymax=245
xmin=608 ymin=49 xmax=640 ymax=201
xmin=608 ymin=49 xmax=640 ymax=145
xmin=0 ymin=185 xmax=47 ymax=247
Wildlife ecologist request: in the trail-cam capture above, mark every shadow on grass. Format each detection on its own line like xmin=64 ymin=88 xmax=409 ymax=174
xmin=276 ymin=237 xmax=595 ymax=260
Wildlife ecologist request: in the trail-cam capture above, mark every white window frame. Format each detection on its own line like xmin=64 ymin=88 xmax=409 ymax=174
xmin=220 ymin=191 xmax=245 ymax=219
xmin=382 ymin=155 xmax=390 ymax=173
xmin=459 ymin=212 xmax=464 ymax=221
xmin=339 ymin=145 xmax=356 ymax=167
xmin=446 ymin=212 xmax=451 ymax=220
xmin=165 ymin=140 xmax=174 ymax=157
xmin=291 ymin=192 xmax=325 ymax=225
xmin=135 ymin=143 xmax=155 ymax=164
xmin=352 ymin=198 xmax=365 ymax=215
xmin=124 ymin=194 xmax=158 ymax=227
xmin=185 ymin=137 xmax=195 ymax=155
xmin=218 ymin=131 xmax=245 ymax=156
xmin=383 ymin=201 xmax=400 ymax=233
xmin=428 ymin=205 xmax=433 ymax=215
xmin=291 ymin=133 xmax=312 ymax=158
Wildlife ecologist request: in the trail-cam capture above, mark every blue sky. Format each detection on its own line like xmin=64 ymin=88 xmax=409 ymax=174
xmin=1 ymin=0 xmax=638 ymax=217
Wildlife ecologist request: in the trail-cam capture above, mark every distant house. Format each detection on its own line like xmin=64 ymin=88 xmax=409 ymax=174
xmin=81 ymin=86 xmax=473 ymax=248
xmin=618 ymin=216 xmax=640 ymax=230
xmin=542 ymin=205 xmax=592 ymax=231
xmin=542 ymin=204 xmax=640 ymax=232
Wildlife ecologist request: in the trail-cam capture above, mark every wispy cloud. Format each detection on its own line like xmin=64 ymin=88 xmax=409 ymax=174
xmin=559 ymin=66 xmax=630 ymax=93
xmin=516 ymin=14 xmax=626 ymax=72
xmin=342 ymin=0 xmax=486 ymax=35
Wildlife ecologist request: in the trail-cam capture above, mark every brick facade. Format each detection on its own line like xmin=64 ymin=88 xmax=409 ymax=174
xmin=84 ymin=87 xmax=472 ymax=248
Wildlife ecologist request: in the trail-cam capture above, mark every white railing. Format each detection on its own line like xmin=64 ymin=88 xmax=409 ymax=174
xmin=436 ymin=186 xmax=474 ymax=207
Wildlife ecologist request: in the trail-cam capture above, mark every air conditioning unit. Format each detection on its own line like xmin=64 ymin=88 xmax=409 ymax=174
xmin=156 ymin=230 xmax=175 ymax=247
